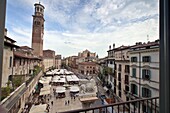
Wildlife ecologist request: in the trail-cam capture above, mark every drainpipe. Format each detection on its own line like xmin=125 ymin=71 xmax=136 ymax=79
xmin=0 ymin=0 xmax=6 ymax=100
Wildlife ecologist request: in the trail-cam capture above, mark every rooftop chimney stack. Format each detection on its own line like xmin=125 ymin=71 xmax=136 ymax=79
xmin=109 ymin=45 xmax=111 ymax=50
xmin=113 ymin=43 xmax=115 ymax=49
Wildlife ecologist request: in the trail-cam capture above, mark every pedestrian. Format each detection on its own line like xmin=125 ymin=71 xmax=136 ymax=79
xmin=68 ymin=100 xmax=70 ymax=105
xmin=74 ymin=96 xmax=75 ymax=100
xmin=51 ymin=101 xmax=53 ymax=106
xmin=65 ymin=100 xmax=67 ymax=105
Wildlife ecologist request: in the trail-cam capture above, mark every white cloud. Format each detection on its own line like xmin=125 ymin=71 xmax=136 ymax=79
xmin=6 ymin=0 xmax=159 ymax=58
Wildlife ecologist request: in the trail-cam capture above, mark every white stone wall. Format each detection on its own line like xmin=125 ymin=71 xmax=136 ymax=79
xmin=129 ymin=48 xmax=159 ymax=98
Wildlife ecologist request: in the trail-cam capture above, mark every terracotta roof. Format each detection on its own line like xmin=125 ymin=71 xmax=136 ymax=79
xmin=113 ymin=46 xmax=130 ymax=51
xmin=4 ymin=36 xmax=16 ymax=43
xmin=55 ymin=55 xmax=61 ymax=59
xmin=14 ymin=51 xmax=41 ymax=60
xmin=4 ymin=41 xmax=19 ymax=48
xmin=20 ymin=46 xmax=33 ymax=50
xmin=107 ymin=39 xmax=159 ymax=52
xmin=131 ymin=41 xmax=159 ymax=49
xmin=43 ymin=49 xmax=55 ymax=52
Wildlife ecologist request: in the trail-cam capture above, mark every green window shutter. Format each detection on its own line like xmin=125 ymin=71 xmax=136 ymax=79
xmin=142 ymin=57 xmax=144 ymax=62
xmin=131 ymin=84 xmax=133 ymax=93
xmin=149 ymin=56 xmax=151 ymax=62
xmin=149 ymin=70 xmax=151 ymax=79
xmin=142 ymin=69 xmax=145 ymax=79
xmin=142 ymin=88 xmax=145 ymax=97
xmin=135 ymin=85 xmax=138 ymax=95
xmin=148 ymin=89 xmax=151 ymax=97
xmin=132 ymin=68 xmax=136 ymax=77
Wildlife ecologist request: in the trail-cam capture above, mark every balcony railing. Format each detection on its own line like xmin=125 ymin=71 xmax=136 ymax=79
xmin=57 ymin=97 xmax=159 ymax=113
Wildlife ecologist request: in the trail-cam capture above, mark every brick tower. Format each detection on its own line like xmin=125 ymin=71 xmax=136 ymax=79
xmin=31 ymin=3 xmax=45 ymax=57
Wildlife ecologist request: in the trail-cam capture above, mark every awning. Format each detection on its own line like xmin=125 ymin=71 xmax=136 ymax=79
xmin=70 ymin=86 xmax=79 ymax=92
xmin=80 ymin=97 xmax=98 ymax=102
xmin=40 ymin=90 xmax=50 ymax=96
xmin=40 ymin=85 xmax=51 ymax=91
xmin=56 ymin=86 xmax=66 ymax=93
xmin=29 ymin=104 xmax=47 ymax=113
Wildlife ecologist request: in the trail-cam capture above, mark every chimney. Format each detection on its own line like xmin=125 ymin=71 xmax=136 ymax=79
xmin=113 ymin=43 xmax=115 ymax=49
xmin=109 ymin=45 xmax=111 ymax=50
xmin=4 ymin=28 xmax=7 ymax=36
xmin=136 ymin=42 xmax=142 ymax=45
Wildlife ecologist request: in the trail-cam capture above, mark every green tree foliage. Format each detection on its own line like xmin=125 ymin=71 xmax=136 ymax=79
xmin=33 ymin=65 xmax=41 ymax=76
xmin=13 ymin=76 xmax=23 ymax=88
xmin=103 ymin=67 xmax=113 ymax=75
xmin=1 ymin=86 xmax=11 ymax=101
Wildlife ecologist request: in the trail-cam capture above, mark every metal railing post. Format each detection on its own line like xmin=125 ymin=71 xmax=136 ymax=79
xmin=0 ymin=0 xmax=7 ymax=100
xmin=160 ymin=0 xmax=170 ymax=113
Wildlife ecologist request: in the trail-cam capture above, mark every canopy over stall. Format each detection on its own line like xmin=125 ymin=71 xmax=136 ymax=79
xmin=39 ymin=90 xmax=50 ymax=96
xmin=40 ymin=85 xmax=51 ymax=93
xmin=66 ymin=75 xmax=79 ymax=84
xmin=56 ymin=86 xmax=66 ymax=93
xmin=29 ymin=104 xmax=47 ymax=113
xmin=70 ymin=86 xmax=79 ymax=93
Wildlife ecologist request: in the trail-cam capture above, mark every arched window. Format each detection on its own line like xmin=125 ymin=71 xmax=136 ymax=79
xmin=37 ymin=7 xmax=39 ymax=12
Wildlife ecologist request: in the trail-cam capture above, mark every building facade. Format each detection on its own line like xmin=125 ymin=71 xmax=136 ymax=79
xmin=43 ymin=50 xmax=55 ymax=71
xmin=2 ymin=32 xmax=19 ymax=87
xmin=78 ymin=49 xmax=97 ymax=63
xmin=31 ymin=3 xmax=45 ymax=57
xmin=55 ymin=55 xmax=62 ymax=69
xmin=113 ymin=46 xmax=130 ymax=102
xmin=106 ymin=44 xmax=116 ymax=94
xmin=78 ymin=62 xmax=99 ymax=75
xmin=129 ymin=40 xmax=159 ymax=112
xmin=13 ymin=46 xmax=41 ymax=77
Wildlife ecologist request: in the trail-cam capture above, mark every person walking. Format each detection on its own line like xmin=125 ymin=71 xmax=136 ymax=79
xmin=65 ymin=100 xmax=67 ymax=105
xmin=68 ymin=100 xmax=70 ymax=105
xmin=74 ymin=96 xmax=75 ymax=101
xmin=51 ymin=101 xmax=53 ymax=106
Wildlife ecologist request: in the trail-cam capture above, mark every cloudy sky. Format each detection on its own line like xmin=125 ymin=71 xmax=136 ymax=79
xmin=6 ymin=0 xmax=159 ymax=58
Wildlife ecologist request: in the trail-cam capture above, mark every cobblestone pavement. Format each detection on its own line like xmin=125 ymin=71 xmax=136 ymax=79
xmin=49 ymin=85 xmax=83 ymax=113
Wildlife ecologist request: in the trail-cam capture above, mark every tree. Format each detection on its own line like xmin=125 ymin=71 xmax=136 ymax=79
xmin=103 ymin=67 xmax=113 ymax=76
xmin=1 ymin=86 xmax=11 ymax=100
xmin=13 ymin=76 xmax=23 ymax=89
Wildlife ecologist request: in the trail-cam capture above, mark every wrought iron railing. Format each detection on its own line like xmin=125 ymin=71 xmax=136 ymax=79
xmin=57 ymin=97 xmax=159 ymax=113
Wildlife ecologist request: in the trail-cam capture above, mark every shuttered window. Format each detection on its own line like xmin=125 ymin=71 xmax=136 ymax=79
xmin=131 ymin=84 xmax=138 ymax=95
xmin=142 ymin=87 xmax=152 ymax=97
xmin=142 ymin=69 xmax=151 ymax=80
xmin=132 ymin=68 xmax=136 ymax=77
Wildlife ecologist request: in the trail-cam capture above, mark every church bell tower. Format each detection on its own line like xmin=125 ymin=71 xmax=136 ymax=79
xmin=31 ymin=3 xmax=45 ymax=57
